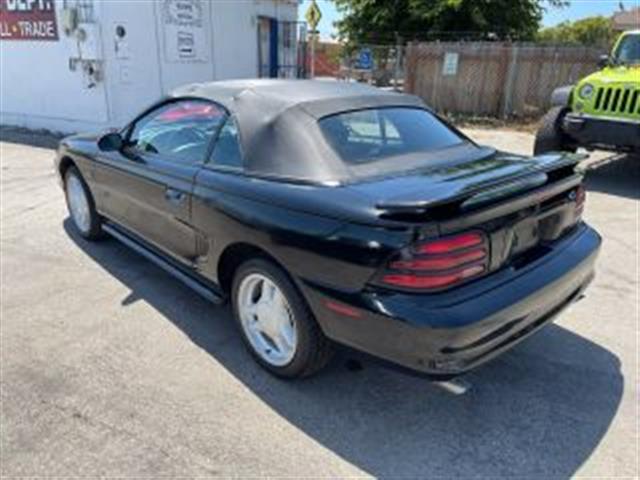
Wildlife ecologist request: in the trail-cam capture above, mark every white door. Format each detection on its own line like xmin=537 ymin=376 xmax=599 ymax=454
xmin=101 ymin=3 xmax=163 ymax=127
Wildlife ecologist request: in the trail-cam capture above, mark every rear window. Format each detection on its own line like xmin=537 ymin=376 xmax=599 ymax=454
xmin=319 ymin=107 xmax=464 ymax=165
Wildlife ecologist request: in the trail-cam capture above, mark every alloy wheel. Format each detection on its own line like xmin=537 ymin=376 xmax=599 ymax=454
xmin=66 ymin=174 xmax=91 ymax=234
xmin=237 ymin=273 xmax=298 ymax=366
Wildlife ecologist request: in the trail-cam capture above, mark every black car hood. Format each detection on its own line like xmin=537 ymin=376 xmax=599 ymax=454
xmin=347 ymin=150 xmax=584 ymax=213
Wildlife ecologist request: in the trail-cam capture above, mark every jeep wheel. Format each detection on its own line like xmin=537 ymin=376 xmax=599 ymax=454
xmin=534 ymin=107 xmax=577 ymax=156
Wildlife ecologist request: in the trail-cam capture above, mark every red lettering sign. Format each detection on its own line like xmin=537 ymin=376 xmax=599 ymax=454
xmin=0 ymin=0 xmax=58 ymax=41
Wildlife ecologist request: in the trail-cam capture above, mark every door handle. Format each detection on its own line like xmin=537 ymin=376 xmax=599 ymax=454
xmin=165 ymin=188 xmax=186 ymax=205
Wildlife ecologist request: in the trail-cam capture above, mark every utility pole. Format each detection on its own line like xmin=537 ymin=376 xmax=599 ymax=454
xmin=394 ymin=31 xmax=402 ymax=92
xmin=502 ymin=44 xmax=519 ymax=118
xmin=304 ymin=0 xmax=322 ymax=79
xmin=310 ymin=31 xmax=316 ymax=78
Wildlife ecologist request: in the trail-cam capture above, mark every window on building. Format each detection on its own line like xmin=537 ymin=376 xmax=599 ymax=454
xmin=71 ymin=0 xmax=96 ymax=23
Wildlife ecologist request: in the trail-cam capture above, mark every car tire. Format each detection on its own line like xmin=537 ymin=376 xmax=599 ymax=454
xmin=231 ymin=258 xmax=334 ymax=378
xmin=64 ymin=166 xmax=103 ymax=240
xmin=534 ymin=107 xmax=577 ymax=156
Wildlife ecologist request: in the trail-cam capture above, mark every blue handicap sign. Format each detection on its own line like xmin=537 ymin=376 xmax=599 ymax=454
xmin=356 ymin=48 xmax=373 ymax=70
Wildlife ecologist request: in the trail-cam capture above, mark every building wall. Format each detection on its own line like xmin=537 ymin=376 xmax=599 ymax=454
xmin=0 ymin=1 xmax=109 ymax=132
xmin=612 ymin=8 xmax=640 ymax=31
xmin=212 ymin=0 xmax=297 ymax=81
xmin=0 ymin=0 xmax=297 ymax=133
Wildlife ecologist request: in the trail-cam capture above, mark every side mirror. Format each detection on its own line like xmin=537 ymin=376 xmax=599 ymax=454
xmin=598 ymin=54 xmax=610 ymax=69
xmin=97 ymin=132 xmax=123 ymax=152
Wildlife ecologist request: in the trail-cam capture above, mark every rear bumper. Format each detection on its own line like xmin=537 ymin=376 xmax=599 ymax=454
xmin=302 ymin=224 xmax=601 ymax=378
xmin=563 ymin=114 xmax=640 ymax=152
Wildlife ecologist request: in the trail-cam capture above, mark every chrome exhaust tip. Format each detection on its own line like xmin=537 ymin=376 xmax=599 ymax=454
xmin=432 ymin=378 xmax=472 ymax=395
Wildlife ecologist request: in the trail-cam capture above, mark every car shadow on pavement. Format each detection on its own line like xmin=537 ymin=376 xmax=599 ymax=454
xmin=64 ymin=220 xmax=623 ymax=479
xmin=583 ymin=153 xmax=639 ymax=200
xmin=0 ymin=126 xmax=63 ymax=150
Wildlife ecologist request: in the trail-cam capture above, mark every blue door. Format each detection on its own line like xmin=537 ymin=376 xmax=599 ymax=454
xmin=269 ymin=18 xmax=279 ymax=78
xmin=258 ymin=17 xmax=279 ymax=78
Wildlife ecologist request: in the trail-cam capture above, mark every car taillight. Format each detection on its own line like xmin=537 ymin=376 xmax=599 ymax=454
xmin=380 ymin=231 xmax=489 ymax=291
xmin=575 ymin=184 xmax=586 ymax=218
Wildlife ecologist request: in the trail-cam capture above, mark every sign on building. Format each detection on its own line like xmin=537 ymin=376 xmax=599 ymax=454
xmin=355 ymin=48 xmax=373 ymax=70
xmin=162 ymin=0 xmax=208 ymax=63
xmin=442 ymin=52 xmax=459 ymax=76
xmin=0 ymin=0 xmax=59 ymax=41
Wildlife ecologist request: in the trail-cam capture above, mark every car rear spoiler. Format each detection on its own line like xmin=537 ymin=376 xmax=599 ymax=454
xmin=375 ymin=153 xmax=586 ymax=216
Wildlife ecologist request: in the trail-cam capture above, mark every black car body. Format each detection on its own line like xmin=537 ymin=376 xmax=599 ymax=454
xmin=56 ymin=80 xmax=601 ymax=379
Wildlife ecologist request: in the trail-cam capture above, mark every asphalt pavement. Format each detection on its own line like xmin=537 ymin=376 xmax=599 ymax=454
xmin=0 ymin=128 xmax=637 ymax=478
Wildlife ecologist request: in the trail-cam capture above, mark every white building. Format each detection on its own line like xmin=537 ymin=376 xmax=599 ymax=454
xmin=0 ymin=0 xmax=301 ymax=133
xmin=612 ymin=7 xmax=640 ymax=32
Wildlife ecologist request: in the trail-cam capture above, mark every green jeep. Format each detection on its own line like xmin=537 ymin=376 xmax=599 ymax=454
xmin=534 ymin=30 xmax=639 ymax=156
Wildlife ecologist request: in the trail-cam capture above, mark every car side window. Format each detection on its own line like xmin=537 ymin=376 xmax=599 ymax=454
xmin=127 ymin=100 xmax=225 ymax=165
xmin=209 ymin=117 xmax=244 ymax=169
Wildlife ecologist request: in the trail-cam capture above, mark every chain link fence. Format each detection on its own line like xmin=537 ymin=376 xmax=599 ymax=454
xmin=336 ymin=45 xmax=406 ymax=91
xmin=312 ymin=41 xmax=603 ymax=119
xmin=305 ymin=42 xmax=406 ymax=89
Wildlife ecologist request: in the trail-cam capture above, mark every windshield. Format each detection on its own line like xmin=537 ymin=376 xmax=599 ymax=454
xmin=614 ymin=34 xmax=640 ymax=65
xmin=319 ymin=107 xmax=464 ymax=166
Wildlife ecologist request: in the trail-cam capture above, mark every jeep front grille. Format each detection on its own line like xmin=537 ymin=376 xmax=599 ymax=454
xmin=593 ymin=86 xmax=640 ymax=116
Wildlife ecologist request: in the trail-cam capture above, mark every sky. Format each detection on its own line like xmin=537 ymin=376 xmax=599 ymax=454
xmin=298 ymin=0 xmax=639 ymax=40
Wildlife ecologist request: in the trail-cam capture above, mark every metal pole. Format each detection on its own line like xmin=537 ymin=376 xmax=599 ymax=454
xmin=310 ymin=32 xmax=316 ymax=78
xmin=503 ymin=44 xmax=519 ymax=119
xmin=394 ymin=32 xmax=402 ymax=91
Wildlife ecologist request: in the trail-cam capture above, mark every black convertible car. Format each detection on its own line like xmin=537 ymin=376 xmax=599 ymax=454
xmin=56 ymin=80 xmax=601 ymax=379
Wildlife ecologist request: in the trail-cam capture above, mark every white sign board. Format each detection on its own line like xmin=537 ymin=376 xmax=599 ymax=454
xmin=162 ymin=0 xmax=208 ymax=63
xmin=442 ymin=52 xmax=459 ymax=76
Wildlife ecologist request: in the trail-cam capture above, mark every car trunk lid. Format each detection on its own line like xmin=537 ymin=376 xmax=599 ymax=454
xmin=349 ymin=150 xmax=582 ymax=214
xmin=347 ymin=149 xmax=586 ymax=289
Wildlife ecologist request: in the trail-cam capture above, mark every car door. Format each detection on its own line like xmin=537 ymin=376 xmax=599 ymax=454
xmin=190 ymin=116 xmax=247 ymax=278
xmin=93 ymin=99 xmax=226 ymax=265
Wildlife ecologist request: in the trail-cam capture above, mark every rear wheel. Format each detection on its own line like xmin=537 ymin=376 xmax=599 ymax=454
xmin=64 ymin=167 xmax=103 ymax=240
xmin=232 ymin=258 xmax=333 ymax=378
xmin=534 ymin=107 xmax=577 ymax=156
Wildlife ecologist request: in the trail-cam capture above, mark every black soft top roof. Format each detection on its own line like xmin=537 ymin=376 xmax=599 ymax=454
xmin=169 ymin=79 xmax=427 ymax=184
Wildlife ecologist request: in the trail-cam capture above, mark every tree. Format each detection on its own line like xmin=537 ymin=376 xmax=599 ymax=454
xmin=333 ymin=0 xmax=569 ymax=45
xmin=537 ymin=16 xmax=615 ymax=48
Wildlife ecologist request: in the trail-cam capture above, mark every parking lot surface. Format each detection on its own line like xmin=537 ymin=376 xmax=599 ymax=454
xmin=1 ymin=129 xmax=638 ymax=478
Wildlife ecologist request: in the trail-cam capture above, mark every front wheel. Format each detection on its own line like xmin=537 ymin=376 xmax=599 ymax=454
xmin=534 ymin=107 xmax=577 ymax=156
xmin=232 ymin=259 xmax=333 ymax=378
xmin=64 ymin=166 xmax=103 ymax=240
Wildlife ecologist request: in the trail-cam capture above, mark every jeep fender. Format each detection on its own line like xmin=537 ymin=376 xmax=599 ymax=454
xmin=551 ymin=85 xmax=574 ymax=107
